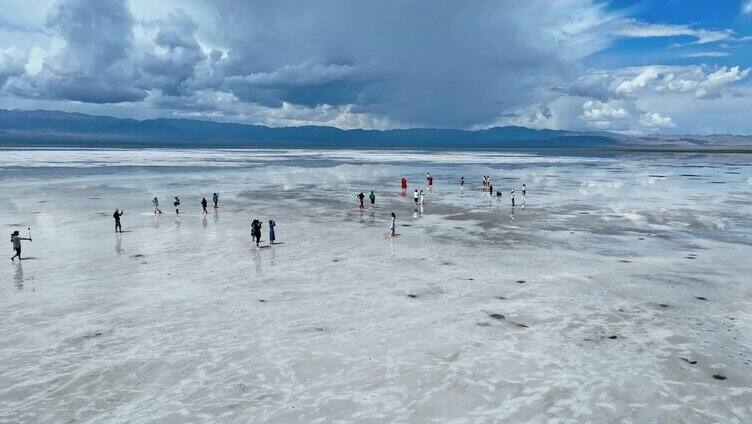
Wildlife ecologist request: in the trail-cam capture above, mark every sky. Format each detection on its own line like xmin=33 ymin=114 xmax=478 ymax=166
xmin=1 ymin=0 xmax=752 ymax=134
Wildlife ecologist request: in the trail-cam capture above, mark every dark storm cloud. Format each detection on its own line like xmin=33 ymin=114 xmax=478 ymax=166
xmin=203 ymin=0 xmax=577 ymax=127
xmin=138 ymin=11 xmax=206 ymax=97
xmin=6 ymin=0 xmax=147 ymax=103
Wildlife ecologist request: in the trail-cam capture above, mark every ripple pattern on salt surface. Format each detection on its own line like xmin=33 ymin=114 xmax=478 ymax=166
xmin=0 ymin=149 xmax=751 ymax=423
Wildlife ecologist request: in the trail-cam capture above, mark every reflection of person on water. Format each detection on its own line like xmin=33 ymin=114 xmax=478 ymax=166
xmin=113 ymin=209 xmax=124 ymax=233
xmin=357 ymin=192 xmax=365 ymax=209
xmin=152 ymin=196 xmax=162 ymax=214
xmin=251 ymin=219 xmax=262 ymax=247
xmin=489 ymin=184 xmax=493 ymax=198
xmin=413 ymin=189 xmax=419 ymax=204
xmin=201 ymin=197 xmax=208 ymax=214
xmin=173 ymin=196 xmax=181 ymax=214
xmin=13 ymin=260 xmax=24 ymax=290
xmin=269 ymin=219 xmax=276 ymax=244
xmin=10 ymin=230 xmax=31 ymax=262
xmin=369 ymin=191 xmax=376 ymax=207
xmin=213 ymin=192 xmax=219 ymax=209
xmin=390 ymin=212 xmax=396 ymax=237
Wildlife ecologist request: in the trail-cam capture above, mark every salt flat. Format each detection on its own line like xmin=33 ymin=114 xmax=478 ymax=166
xmin=1 ymin=148 xmax=751 ymax=423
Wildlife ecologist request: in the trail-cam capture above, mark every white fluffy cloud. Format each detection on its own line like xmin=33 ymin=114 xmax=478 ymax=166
xmin=743 ymin=0 xmax=752 ymax=15
xmin=639 ymin=112 xmax=675 ymax=129
xmin=0 ymin=46 xmax=28 ymax=85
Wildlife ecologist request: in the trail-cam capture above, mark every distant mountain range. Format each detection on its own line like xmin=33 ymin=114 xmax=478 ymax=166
xmin=0 ymin=109 xmax=750 ymax=150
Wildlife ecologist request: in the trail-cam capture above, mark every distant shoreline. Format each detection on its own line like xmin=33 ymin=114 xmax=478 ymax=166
xmin=2 ymin=142 xmax=752 ymax=154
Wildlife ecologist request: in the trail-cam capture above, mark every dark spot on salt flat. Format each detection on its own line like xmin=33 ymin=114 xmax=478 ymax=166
xmin=696 ymin=296 xmax=707 ymax=301
xmin=258 ymin=299 xmax=266 ymax=303
xmin=638 ymin=237 xmax=645 ymax=240
xmin=608 ymin=335 xmax=618 ymax=340
xmin=442 ymin=261 xmax=453 ymax=266
xmin=578 ymin=212 xmax=590 ymax=215
xmin=401 ymin=224 xmax=411 ymax=227
xmin=660 ymin=304 xmax=669 ymax=308
xmin=680 ymin=174 xmax=701 ymax=177
xmin=709 ymin=181 xmax=725 ymax=184
xmin=680 ymin=357 xmax=698 ymax=365
xmin=489 ymin=313 xmax=505 ymax=320
xmin=467 ymin=278 xmax=475 ymax=281
xmin=712 ymin=374 xmax=727 ymax=380
xmin=648 ymin=175 xmax=666 ymax=178
xmin=477 ymin=322 xmax=491 ymax=327
xmin=496 ymin=296 xmax=506 ymax=300
xmin=406 ymin=294 xmax=418 ymax=298
xmin=332 ymin=259 xmax=339 ymax=262
xmin=90 ymin=197 xmax=101 ymax=199
xmin=6 ymin=223 xmax=22 ymax=227
xmin=619 ymin=260 xmax=632 ymax=263
xmin=131 ymin=254 xmax=144 ymax=258
xmin=238 ymin=383 xmax=248 ymax=392
xmin=315 ymin=328 xmax=324 ymax=332
xmin=511 ymin=321 xmax=529 ymax=328
xmin=516 ymin=280 xmax=526 ymax=284
xmin=685 ymin=256 xmax=697 ymax=260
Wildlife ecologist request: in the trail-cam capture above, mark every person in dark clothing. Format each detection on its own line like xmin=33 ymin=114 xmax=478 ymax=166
xmin=201 ymin=197 xmax=208 ymax=214
xmin=269 ymin=219 xmax=276 ymax=244
xmin=251 ymin=219 xmax=262 ymax=247
xmin=152 ymin=197 xmax=162 ymax=214
xmin=212 ymin=192 xmax=219 ymax=209
xmin=357 ymin=192 xmax=365 ymax=209
xmin=173 ymin=196 xmax=181 ymax=214
xmin=10 ymin=231 xmax=31 ymax=262
xmin=489 ymin=184 xmax=493 ymax=198
xmin=369 ymin=191 xmax=376 ymax=207
xmin=113 ymin=209 xmax=124 ymax=233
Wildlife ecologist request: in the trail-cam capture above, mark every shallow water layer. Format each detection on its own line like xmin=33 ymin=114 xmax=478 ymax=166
xmin=0 ymin=148 xmax=751 ymax=423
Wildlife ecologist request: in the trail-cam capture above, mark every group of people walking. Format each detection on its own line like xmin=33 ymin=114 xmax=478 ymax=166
xmin=356 ymin=191 xmax=376 ymax=209
xmin=152 ymin=193 xmax=220 ymax=215
xmin=110 ymin=193 xmax=279 ymax=248
xmin=11 ymin=174 xmax=528 ymax=261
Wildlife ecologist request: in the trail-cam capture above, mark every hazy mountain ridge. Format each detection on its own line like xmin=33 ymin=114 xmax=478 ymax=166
xmin=0 ymin=109 xmax=750 ymax=149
